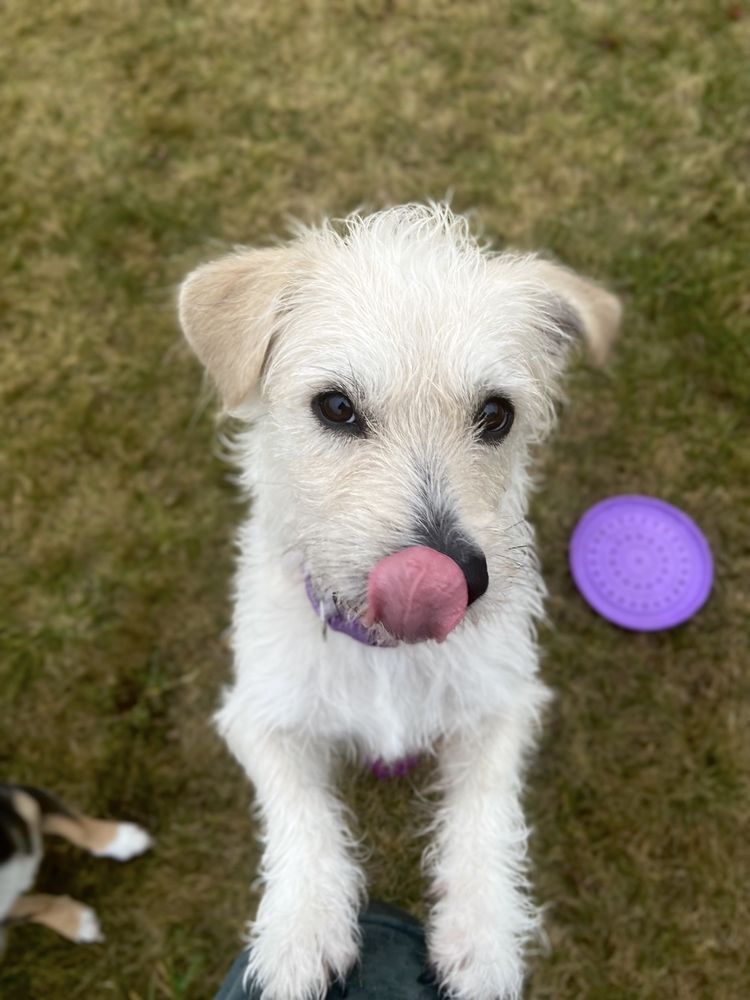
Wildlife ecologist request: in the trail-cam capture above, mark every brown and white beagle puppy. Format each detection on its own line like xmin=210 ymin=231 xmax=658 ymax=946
xmin=0 ymin=784 xmax=151 ymax=948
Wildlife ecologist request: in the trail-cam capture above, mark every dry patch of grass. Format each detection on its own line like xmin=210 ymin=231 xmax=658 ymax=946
xmin=1 ymin=1 xmax=748 ymax=997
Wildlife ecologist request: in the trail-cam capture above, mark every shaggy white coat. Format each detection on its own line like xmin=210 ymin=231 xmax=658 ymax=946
xmin=179 ymin=205 xmax=620 ymax=1000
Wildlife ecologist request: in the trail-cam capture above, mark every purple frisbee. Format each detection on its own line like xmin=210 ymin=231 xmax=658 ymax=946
xmin=569 ymin=495 xmax=713 ymax=631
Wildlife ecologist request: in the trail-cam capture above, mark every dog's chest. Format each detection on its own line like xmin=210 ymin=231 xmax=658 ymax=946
xmin=232 ymin=603 xmax=533 ymax=762
xmin=229 ymin=535 xmax=540 ymax=759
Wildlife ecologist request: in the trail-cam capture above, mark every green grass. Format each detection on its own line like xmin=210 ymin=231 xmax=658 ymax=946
xmin=1 ymin=1 xmax=748 ymax=997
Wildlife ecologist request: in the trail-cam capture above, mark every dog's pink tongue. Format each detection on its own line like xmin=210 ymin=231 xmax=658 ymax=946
xmin=364 ymin=546 xmax=468 ymax=643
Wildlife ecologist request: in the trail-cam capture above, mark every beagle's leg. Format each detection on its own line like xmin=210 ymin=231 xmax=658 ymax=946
xmin=17 ymin=786 xmax=152 ymax=860
xmin=8 ymin=893 xmax=104 ymax=943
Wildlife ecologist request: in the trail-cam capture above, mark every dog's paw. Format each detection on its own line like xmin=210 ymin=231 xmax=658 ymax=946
xmin=94 ymin=822 xmax=153 ymax=861
xmin=243 ymin=887 xmax=360 ymax=1000
xmin=428 ymin=896 xmax=537 ymax=1000
xmin=75 ymin=906 xmax=105 ymax=944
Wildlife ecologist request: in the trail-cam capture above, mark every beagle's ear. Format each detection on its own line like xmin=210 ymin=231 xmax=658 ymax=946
xmin=178 ymin=246 xmax=298 ymax=409
xmin=531 ymin=259 xmax=622 ymax=365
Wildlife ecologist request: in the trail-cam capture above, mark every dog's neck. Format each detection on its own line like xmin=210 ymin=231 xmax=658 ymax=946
xmin=304 ymin=576 xmax=397 ymax=647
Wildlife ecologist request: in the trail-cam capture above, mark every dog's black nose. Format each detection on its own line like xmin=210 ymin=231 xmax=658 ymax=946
xmin=411 ymin=494 xmax=489 ymax=605
xmin=456 ymin=547 xmax=489 ymax=605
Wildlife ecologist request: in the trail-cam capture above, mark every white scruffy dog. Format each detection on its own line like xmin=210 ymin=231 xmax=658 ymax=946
xmin=179 ymin=205 xmax=620 ymax=1000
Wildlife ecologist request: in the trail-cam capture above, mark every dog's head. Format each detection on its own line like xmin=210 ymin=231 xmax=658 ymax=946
xmin=179 ymin=205 xmax=620 ymax=643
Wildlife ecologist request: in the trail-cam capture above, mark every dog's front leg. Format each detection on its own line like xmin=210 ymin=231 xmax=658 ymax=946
xmin=221 ymin=716 xmax=364 ymax=1000
xmin=428 ymin=706 xmax=543 ymax=1000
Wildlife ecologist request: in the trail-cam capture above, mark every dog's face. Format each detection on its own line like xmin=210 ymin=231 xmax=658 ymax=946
xmin=180 ymin=207 xmax=620 ymax=640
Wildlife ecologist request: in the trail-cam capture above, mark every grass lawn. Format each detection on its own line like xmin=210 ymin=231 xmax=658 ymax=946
xmin=1 ymin=1 xmax=748 ymax=997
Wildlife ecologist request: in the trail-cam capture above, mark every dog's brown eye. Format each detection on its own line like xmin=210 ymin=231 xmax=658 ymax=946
xmin=315 ymin=391 xmax=361 ymax=432
xmin=476 ymin=396 xmax=514 ymax=442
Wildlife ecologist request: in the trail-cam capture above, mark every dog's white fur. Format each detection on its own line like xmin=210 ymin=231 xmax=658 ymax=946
xmin=179 ymin=205 xmax=620 ymax=1000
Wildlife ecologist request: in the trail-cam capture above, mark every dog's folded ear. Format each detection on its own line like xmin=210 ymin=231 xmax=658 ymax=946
xmin=178 ymin=247 xmax=297 ymax=410
xmin=530 ymin=259 xmax=622 ymax=366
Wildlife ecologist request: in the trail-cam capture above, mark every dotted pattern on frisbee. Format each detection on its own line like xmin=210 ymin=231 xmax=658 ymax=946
xmin=569 ymin=496 xmax=713 ymax=631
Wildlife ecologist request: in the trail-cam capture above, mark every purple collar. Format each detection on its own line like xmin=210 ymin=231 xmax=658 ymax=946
xmin=304 ymin=576 xmax=397 ymax=647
